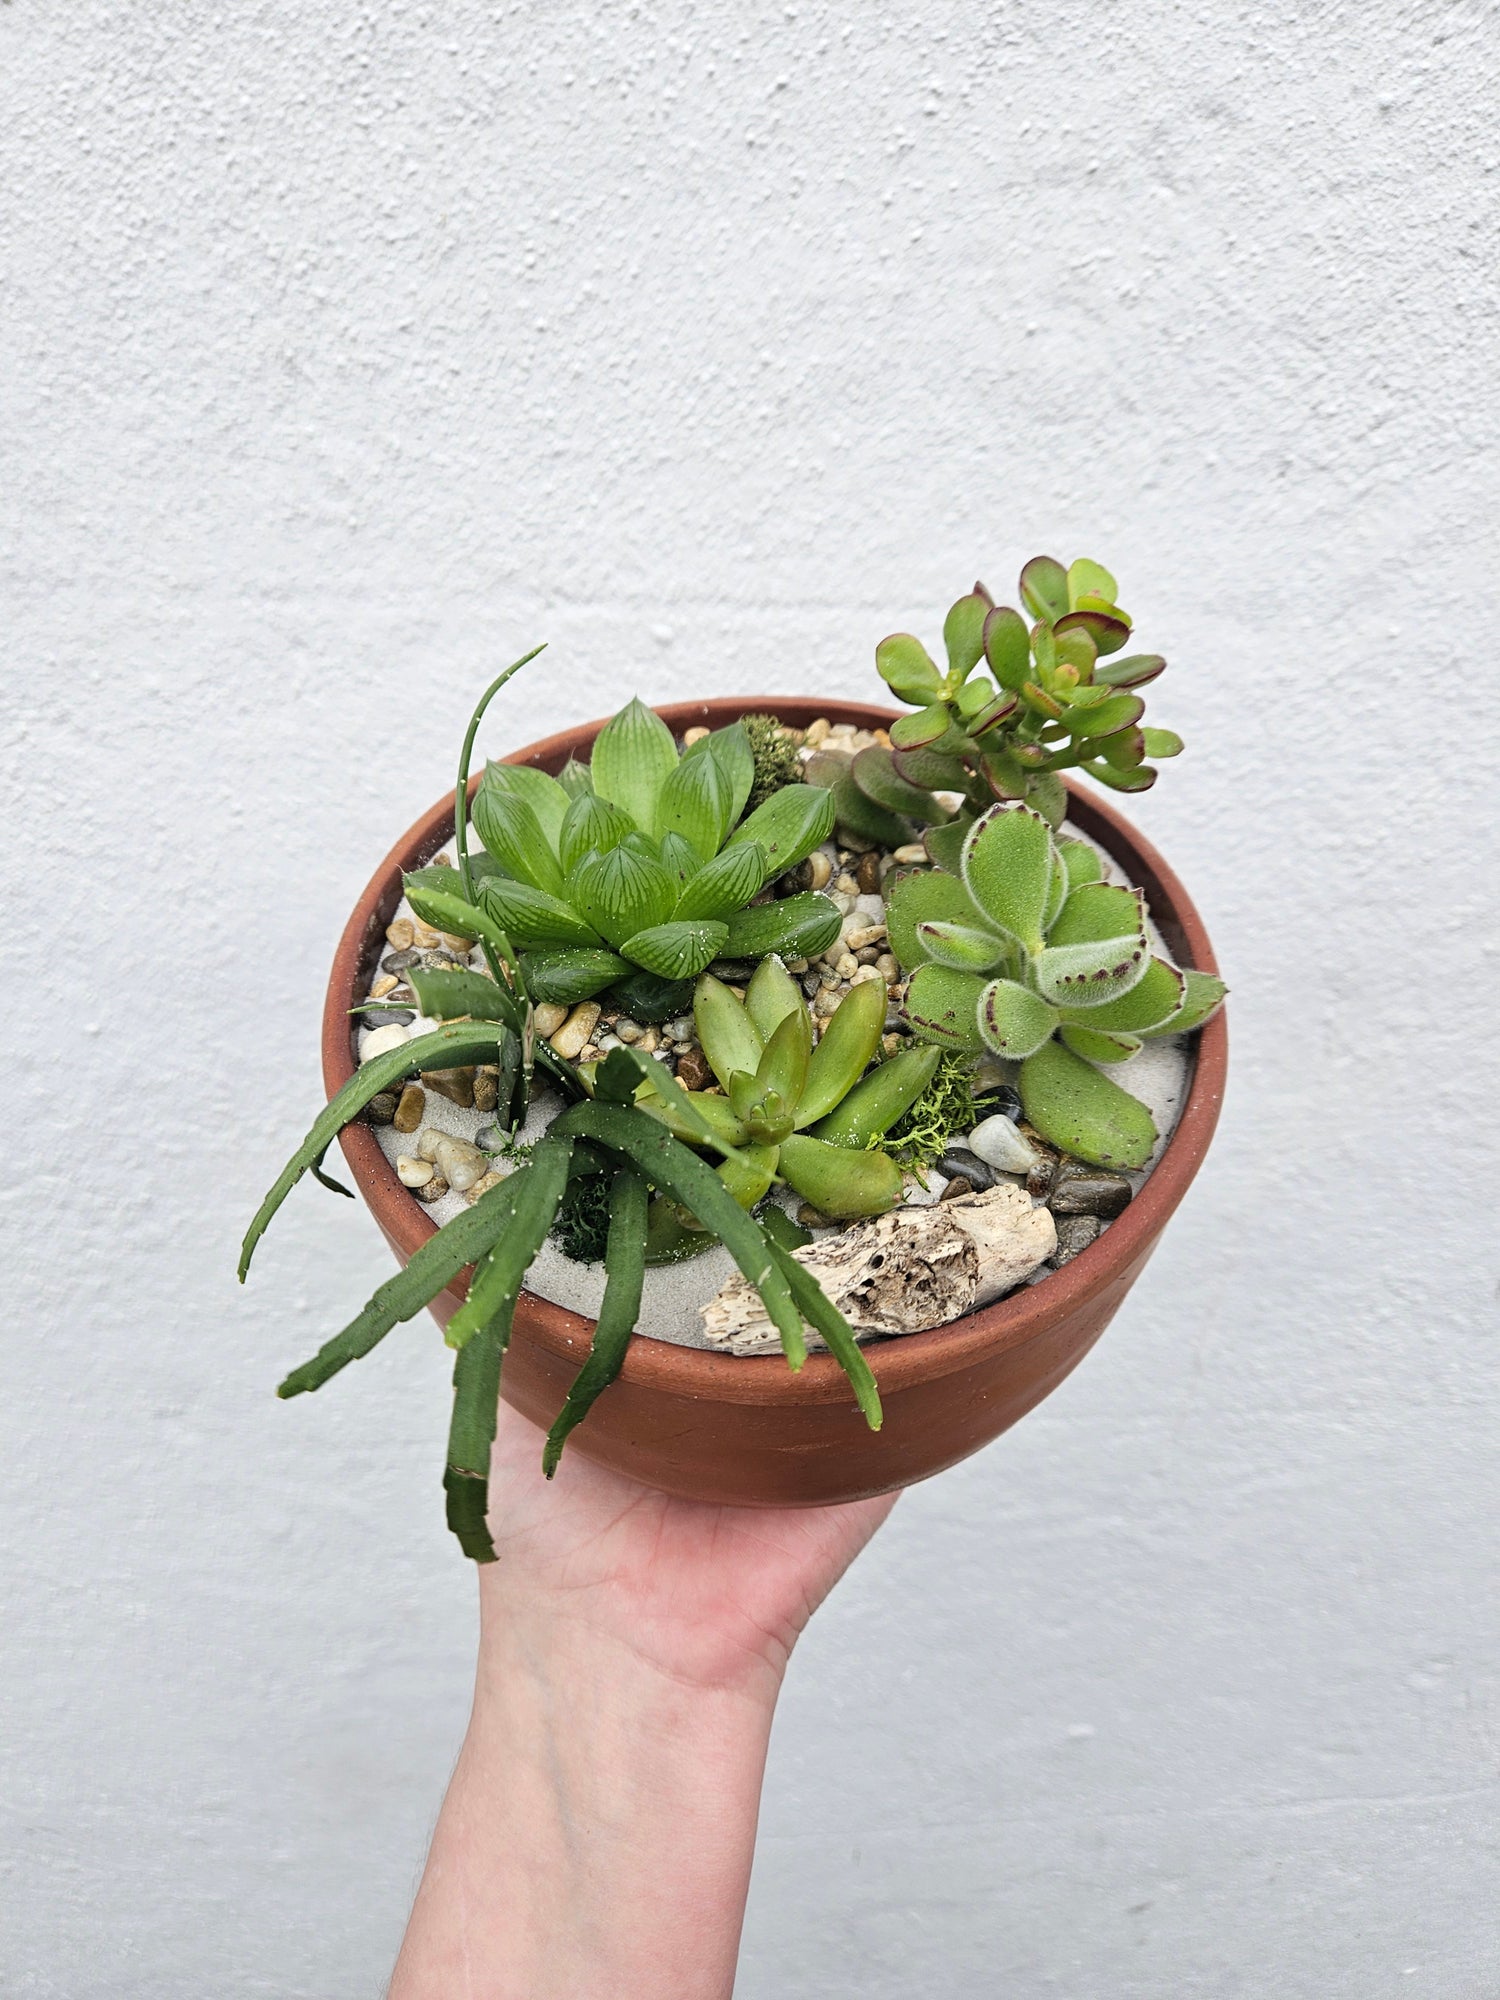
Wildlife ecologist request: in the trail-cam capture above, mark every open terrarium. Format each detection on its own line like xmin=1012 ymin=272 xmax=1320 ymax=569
xmin=243 ymin=558 xmax=1227 ymax=1556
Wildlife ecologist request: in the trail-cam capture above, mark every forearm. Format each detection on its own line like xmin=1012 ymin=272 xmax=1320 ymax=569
xmin=389 ymin=1584 xmax=779 ymax=2000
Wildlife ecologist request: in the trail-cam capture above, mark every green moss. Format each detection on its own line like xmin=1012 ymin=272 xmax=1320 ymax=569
xmin=878 ymin=1050 xmax=978 ymax=1170
xmin=550 ymin=1173 xmax=613 ymax=1263
xmin=741 ymin=713 xmax=804 ymax=814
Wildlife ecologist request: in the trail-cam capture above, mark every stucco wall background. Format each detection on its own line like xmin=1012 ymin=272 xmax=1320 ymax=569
xmin=3 ymin=4 xmax=1497 ymax=1995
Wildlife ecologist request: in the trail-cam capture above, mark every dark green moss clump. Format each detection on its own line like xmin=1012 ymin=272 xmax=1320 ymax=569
xmin=550 ymin=1173 xmax=613 ymax=1263
xmin=741 ymin=713 xmax=804 ymax=812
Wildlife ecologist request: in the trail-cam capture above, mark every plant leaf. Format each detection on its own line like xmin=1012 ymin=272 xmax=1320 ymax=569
xmin=852 ymin=745 xmax=949 ymax=822
xmin=276 ymin=1168 xmax=525 ymax=1393
xmin=1043 ymin=847 xmax=1069 ymax=930
xmin=922 ymin=817 xmax=973 ymax=873
xmin=726 ymin=783 xmax=837 ymax=876
xmin=605 ymin=967 xmax=696 ymax=1024
xmin=1056 ymin=608 xmax=1131 ymax=657
xmin=444 ymin=1136 xmax=575 ymax=1350
xmin=683 ymin=722 xmax=755 ymax=825
xmin=469 ymin=787 xmax=567 ymax=900
xmin=242 ymin=1022 xmax=508 ymax=1278
xmin=943 ymin=592 xmax=989 ymax=681
xmin=1140 ymin=727 xmax=1184 ymax=759
xmin=891 ymin=744 xmax=970 ymax=791
xmin=755 ymin=1003 xmax=812 ymax=1113
xmin=745 ymin=954 xmax=805 ymax=1041
xmin=406 ymin=964 xmax=520 ymax=1027
xmin=480 ymin=762 xmax=572 ymax=853
xmin=403 ymin=878 xmax=515 ymax=960
xmin=542 ymin=1168 xmax=650 ymax=1476
xmin=656 ymin=749 xmax=733 ymax=857
xmin=960 ymin=804 xmax=1055 ymax=952
xmin=1058 ymin=838 xmax=1103 ymax=889
xmin=1019 ymin=555 xmax=1069 ymax=623
xmin=557 ymin=757 xmax=594 ymax=800
xmin=915 ymin=919 xmax=1012 ymax=975
xmin=1033 ymin=934 xmax=1150 ymax=1009
xmin=808 ymin=1043 xmax=941 ymax=1147
xmin=479 ymin=879 xmax=604 ymax=949
xmin=720 ymin=892 xmax=842 ymax=962
xmin=778 ymin=1133 xmax=904 ymax=1218
xmin=978 ymin=978 xmax=1059 ymax=1058
xmin=805 ymin=755 xmax=913 ymax=847
xmin=520 ymin=949 xmax=631 ymax=1003
xmin=551 ymin=1100 xmax=807 ymax=1362
xmin=589 ymin=697 xmax=680 ymax=836
xmin=1026 ymin=772 xmax=1069 ymax=829
xmin=875 ymin=632 xmax=943 ymax=705
xmin=1059 ymin=1024 xmax=1143 ymax=1064
xmin=1147 ymin=968 xmax=1227 ymax=1036
xmin=558 ymin=793 xmax=635 ymax=873
xmin=1095 ymin=652 xmax=1166 ymax=689
xmin=1067 ymin=557 xmax=1119 ymax=608
xmin=889 ymin=704 xmax=955 ymax=751
xmin=797 ymin=977 xmax=887 ymax=1126
xmin=620 ymin=919 xmax=728 ymax=980
xmin=884 ymin=867 xmax=984 ymax=968
xmin=1064 ymin=691 xmax=1145 ymax=740
xmin=902 ymin=964 xmax=986 ymax=1051
xmin=1081 ymin=758 xmax=1158 ymax=793
xmin=1018 ymin=1039 xmax=1158 ymax=1169
xmin=764 ymin=1239 xmax=882 ymax=1430
xmin=983 ymin=605 xmax=1032 ymax=690
xmin=1049 ymin=881 xmax=1146 ymax=946
xmin=1057 ymin=954 xmax=1186 ymax=1032
xmin=573 ymin=843 xmax=678 ymax=948
xmin=673 ymin=840 xmax=767 ymax=921
xmin=693 ymin=972 xmax=765 ymax=1087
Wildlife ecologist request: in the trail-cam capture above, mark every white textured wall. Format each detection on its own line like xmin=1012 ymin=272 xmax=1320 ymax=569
xmin=4 ymin=5 xmax=1497 ymax=1995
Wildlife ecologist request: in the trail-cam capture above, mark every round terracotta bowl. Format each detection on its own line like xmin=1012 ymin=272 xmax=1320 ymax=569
xmin=325 ymin=698 xmax=1226 ymax=1507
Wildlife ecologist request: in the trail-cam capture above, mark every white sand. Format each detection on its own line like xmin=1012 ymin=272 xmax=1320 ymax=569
xmin=357 ymin=821 xmax=1196 ymax=1347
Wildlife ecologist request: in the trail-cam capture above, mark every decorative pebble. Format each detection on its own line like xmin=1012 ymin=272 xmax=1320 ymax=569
xmin=414 ymin=1174 xmax=448 ymax=1204
xmin=849 ymin=964 xmax=884 ymax=988
xmin=411 ymin=922 xmax=441 ymax=949
xmin=382 ymin=947 xmax=422 ymax=973
xmin=614 ymin=1018 xmax=643 ymax=1043
xmin=366 ymin=1092 xmax=398 ymax=1125
xmin=876 ymin=953 xmax=899 ymax=980
xmin=968 ymin=1116 xmax=1041 ymax=1175
xmin=533 ymin=1002 xmax=569 ymax=1038
xmin=475 ymin=1125 xmax=502 ymax=1151
xmin=834 ymin=871 xmax=860 ymax=897
xmin=664 ymin=1015 xmax=695 ymax=1042
xmin=438 ymin=931 xmax=473 ymax=955
xmin=466 ymin=1170 xmax=505 ymax=1205
xmin=1052 ymin=1214 xmax=1102 ymax=1264
xmin=1049 ymin=1162 xmax=1134 ymax=1219
xmin=835 ymin=951 xmax=859 ymax=979
xmin=803 ymin=717 xmax=831 ymax=748
xmin=422 ymin=1066 xmax=476 ymax=1108
xmin=979 ymin=1083 xmax=1023 ymax=1122
xmin=472 ymin=1068 xmax=500 ymax=1112
xmin=812 ymin=987 xmax=841 ymax=1017
xmin=385 ymin=917 xmax=414 ymax=949
xmin=675 ymin=1046 xmax=712 ymax=1091
xmin=939 ymin=1174 xmax=975 ymax=1201
xmin=437 ymin=1137 xmax=488 ymax=1192
xmin=360 ymin=1023 xmax=410 ymax=1063
xmin=392 ymin=1084 xmax=426 ymax=1132
xmin=636 ymin=1027 xmax=660 ymax=1053
xmin=796 ymin=1202 xmax=832 ymax=1228
xmin=939 ymin=1146 xmax=997 ymax=1192
xmin=683 ymin=724 xmax=710 ymax=744
xmin=845 ymin=922 xmax=887 ymax=952
xmin=856 ymin=850 xmax=882 ymax=895
xmin=370 ymin=973 xmax=399 ymax=999
xmin=596 ymin=1033 xmax=622 ymax=1052
xmin=369 ymin=1006 xmax=415 ymax=1026
xmin=892 ymin=843 xmax=929 ymax=865
xmin=880 ymin=1032 xmax=903 ymax=1056
xmin=396 ymin=1155 xmax=434 ymax=1188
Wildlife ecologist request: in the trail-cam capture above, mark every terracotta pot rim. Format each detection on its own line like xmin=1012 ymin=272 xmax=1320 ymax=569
xmin=323 ymin=697 xmax=1225 ymax=1408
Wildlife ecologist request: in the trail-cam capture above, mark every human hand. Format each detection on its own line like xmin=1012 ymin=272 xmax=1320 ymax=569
xmin=480 ymin=1394 xmax=899 ymax=1703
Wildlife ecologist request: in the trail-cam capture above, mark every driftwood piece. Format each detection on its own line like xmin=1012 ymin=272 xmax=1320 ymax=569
xmin=701 ymin=1183 xmax=1057 ymax=1356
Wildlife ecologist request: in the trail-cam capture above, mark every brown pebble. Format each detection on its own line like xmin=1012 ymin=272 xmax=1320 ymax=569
xmin=365 ymin=1092 xmax=398 ymax=1126
xmin=472 ymin=1067 xmax=500 ymax=1113
xmin=422 ymin=1066 xmax=476 ymax=1108
xmin=796 ymin=1203 xmax=832 ymax=1229
xmin=675 ymin=1046 xmax=712 ymax=1091
xmin=1052 ymin=1214 xmax=1102 ymax=1264
xmin=370 ymin=973 xmax=399 ymax=999
xmin=392 ymin=1083 xmax=425 ymax=1132
xmin=385 ymin=917 xmax=414 ymax=950
xmin=1020 ymin=1124 xmax=1061 ymax=1200
xmin=939 ymin=1174 xmax=974 ymax=1201
xmin=411 ymin=922 xmax=441 ymax=949
xmin=465 ymin=1170 xmax=505 ymax=1205
xmin=414 ymin=1174 xmax=449 ymax=1204
xmin=856 ymin=850 xmax=882 ymax=895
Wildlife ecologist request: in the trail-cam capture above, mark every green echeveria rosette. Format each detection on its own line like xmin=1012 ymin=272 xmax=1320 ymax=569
xmin=888 ymin=801 xmax=1226 ymax=1170
xmin=849 ymin=555 xmax=1184 ymax=853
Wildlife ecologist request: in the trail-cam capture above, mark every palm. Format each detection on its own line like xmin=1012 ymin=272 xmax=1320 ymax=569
xmin=481 ymin=1397 xmax=898 ymax=1696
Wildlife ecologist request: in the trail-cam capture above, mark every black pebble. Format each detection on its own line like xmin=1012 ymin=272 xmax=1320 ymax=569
xmin=977 ymin=1083 xmax=1023 ymax=1122
xmin=939 ymin=1147 xmax=996 ymax=1192
xmin=382 ymin=948 xmax=422 ymax=972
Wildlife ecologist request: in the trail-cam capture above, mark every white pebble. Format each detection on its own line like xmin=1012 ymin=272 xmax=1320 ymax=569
xmin=416 ymin=1127 xmax=447 ymax=1162
xmin=436 ymin=1138 xmax=488 ymax=1192
xmin=396 ymin=1155 xmax=435 ymax=1188
xmin=533 ymin=1002 xmax=569 ymax=1037
xmin=893 ymin=843 xmax=929 ymax=865
xmin=360 ymin=1023 xmax=410 ymax=1063
xmin=967 ymin=1116 xmax=1040 ymax=1175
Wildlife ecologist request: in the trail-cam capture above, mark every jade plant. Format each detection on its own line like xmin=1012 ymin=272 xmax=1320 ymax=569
xmin=887 ymin=802 xmax=1225 ymax=1169
xmin=452 ymin=697 xmax=841 ymax=1017
xmin=837 ymin=556 xmax=1180 ymax=854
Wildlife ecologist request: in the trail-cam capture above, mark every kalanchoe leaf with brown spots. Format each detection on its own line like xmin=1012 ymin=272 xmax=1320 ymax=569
xmin=893 ymin=803 xmax=1225 ymax=1169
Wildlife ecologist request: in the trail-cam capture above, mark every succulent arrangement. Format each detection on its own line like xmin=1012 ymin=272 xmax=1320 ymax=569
xmin=242 ymin=556 xmax=1225 ymax=1561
